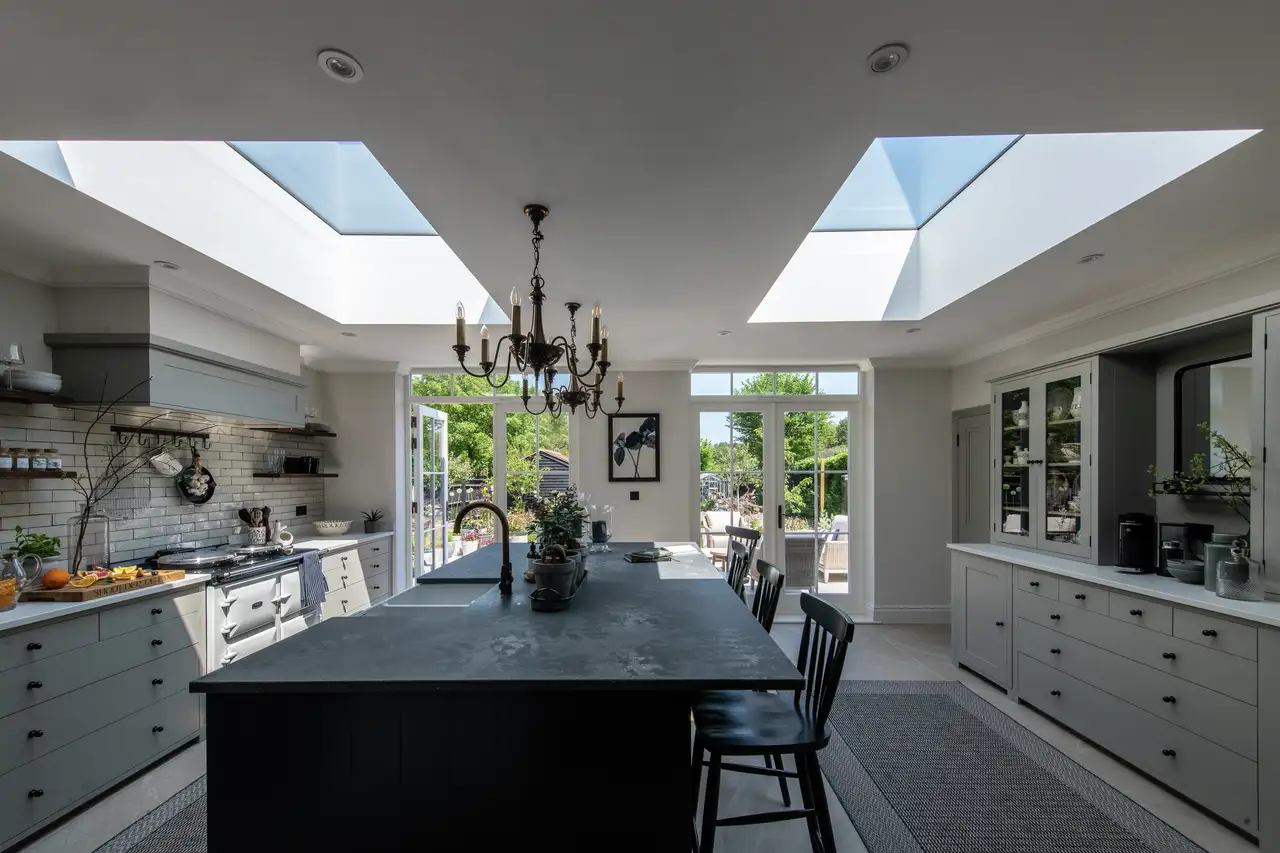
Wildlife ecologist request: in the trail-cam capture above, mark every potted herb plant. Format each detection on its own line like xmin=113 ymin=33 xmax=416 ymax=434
xmin=531 ymin=543 xmax=576 ymax=603
xmin=362 ymin=509 xmax=385 ymax=534
xmin=532 ymin=488 xmax=589 ymax=582
xmin=5 ymin=525 xmax=63 ymax=580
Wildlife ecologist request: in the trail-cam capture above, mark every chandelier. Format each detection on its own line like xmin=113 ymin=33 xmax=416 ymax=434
xmin=453 ymin=204 xmax=624 ymax=418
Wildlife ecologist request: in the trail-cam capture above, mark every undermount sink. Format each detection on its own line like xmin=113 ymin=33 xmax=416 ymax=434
xmin=383 ymin=583 xmax=494 ymax=608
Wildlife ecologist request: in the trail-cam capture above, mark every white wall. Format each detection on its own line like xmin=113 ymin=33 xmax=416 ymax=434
xmin=0 ymin=270 xmax=56 ymax=372
xmin=575 ymin=370 xmax=693 ymax=542
xmin=869 ymin=368 xmax=953 ymax=622
xmin=320 ymin=371 xmax=402 ymax=522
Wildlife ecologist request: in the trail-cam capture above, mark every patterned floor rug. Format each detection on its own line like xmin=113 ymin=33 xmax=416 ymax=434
xmin=817 ymin=681 xmax=1207 ymax=853
xmin=93 ymin=776 xmax=206 ymax=853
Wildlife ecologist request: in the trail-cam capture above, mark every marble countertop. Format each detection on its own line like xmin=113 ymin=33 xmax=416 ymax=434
xmin=949 ymin=542 xmax=1280 ymax=627
xmin=0 ymin=573 xmax=211 ymax=634
xmin=289 ymin=531 xmax=393 ymax=554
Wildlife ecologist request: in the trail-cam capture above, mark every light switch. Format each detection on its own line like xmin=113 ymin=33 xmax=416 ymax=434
xmin=630 ymin=491 xmax=640 ymax=501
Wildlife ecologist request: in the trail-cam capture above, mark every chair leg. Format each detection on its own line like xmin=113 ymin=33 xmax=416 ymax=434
xmin=795 ymin=751 xmax=822 ymax=852
xmin=803 ymin=750 xmax=837 ymax=853
xmin=772 ymin=753 xmax=791 ymax=806
xmin=699 ymin=751 xmax=722 ymax=853
xmin=690 ymin=732 xmax=704 ymax=821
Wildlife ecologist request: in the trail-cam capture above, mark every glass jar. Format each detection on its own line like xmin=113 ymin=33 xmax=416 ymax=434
xmin=13 ymin=448 xmax=29 ymax=470
xmin=588 ymin=504 xmax=613 ymax=553
xmin=66 ymin=508 xmax=111 ymax=573
xmin=0 ymin=444 xmax=10 ymax=470
xmin=43 ymin=449 xmax=61 ymax=470
xmin=0 ymin=554 xmax=22 ymax=612
xmin=30 ymin=448 xmax=47 ymax=470
xmin=1217 ymin=543 xmax=1264 ymax=602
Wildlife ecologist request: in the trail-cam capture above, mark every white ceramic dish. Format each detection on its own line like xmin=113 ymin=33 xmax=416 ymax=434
xmin=1059 ymin=443 xmax=1081 ymax=461
xmin=3 ymin=370 xmax=61 ymax=394
xmin=313 ymin=520 xmax=353 ymax=536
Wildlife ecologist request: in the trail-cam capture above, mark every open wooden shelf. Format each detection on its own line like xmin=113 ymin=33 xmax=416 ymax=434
xmin=0 ymin=388 xmax=72 ymax=406
xmin=253 ymin=428 xmax=338 ymax=438
xmin=252 ymin=472 xmax=339 ymax=479
xmin=0 ymin=469 xmax=77 ymax=479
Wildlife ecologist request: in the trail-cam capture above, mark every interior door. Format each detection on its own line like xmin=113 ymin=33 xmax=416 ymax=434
xmin=415 ymin=404 xmax=448 ymax=575
xmin=695 ymin=406 xmax=771 ymax=568
xmin=954 ymin=409 xmax=991 ymax=543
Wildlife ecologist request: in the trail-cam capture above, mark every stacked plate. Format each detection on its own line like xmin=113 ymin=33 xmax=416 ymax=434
xmin=2 ymin=369 xmax=62 ymax=394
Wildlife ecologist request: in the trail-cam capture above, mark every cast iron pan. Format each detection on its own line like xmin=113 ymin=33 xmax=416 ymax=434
xmin=176 ymin=449 xmax=217 ymax=505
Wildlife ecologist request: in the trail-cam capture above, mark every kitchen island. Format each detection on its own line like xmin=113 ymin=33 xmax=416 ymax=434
xmin=191 ymin=542 xmax=800 ymax=851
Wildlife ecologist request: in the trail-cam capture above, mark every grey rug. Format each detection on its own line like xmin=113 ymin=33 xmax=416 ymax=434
xmin=93 ymin=776 xmax=206 ymax=853
xmin=817 ymin=681 xmax=1207 ymax=853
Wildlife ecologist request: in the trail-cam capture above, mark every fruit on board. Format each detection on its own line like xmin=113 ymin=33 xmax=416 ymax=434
xmin=68 ymin=576 xmax=98 ymax=588
xmin=41 ymin=569 xmax=71 ymax=589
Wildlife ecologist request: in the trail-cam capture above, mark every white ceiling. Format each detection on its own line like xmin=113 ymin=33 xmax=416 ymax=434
xmin=0 ymin=0 xmax=1279 ymax=370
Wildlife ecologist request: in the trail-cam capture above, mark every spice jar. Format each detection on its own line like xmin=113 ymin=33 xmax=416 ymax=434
xmin=13 ymin=448 xmax=29 ymax=470
xmin=0 ymin=443 xmax=10 ymax=471
xmin=43 ymin=449 xmax=61 ymax=470
xmin=30 ymin=449 xmax=47 ymax=470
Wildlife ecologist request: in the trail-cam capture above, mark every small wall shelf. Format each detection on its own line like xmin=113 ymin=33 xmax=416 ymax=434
xmin=0 ymin=470 xmax=78 ymax=480
xmin=252 ymin=473 xmax=339 ymax=479
xmin=0 ymin=388 xmax=72 ymax=406
xmin=253 ymin=428 xmax=338 ymax=438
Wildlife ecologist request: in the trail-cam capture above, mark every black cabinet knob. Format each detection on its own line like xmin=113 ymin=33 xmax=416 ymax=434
xmin=151 ymin=607 xmax=163 ymax=615
xmin=1050 ymin=690 xmax=1061 ymax=696
xmin=995 ymin=621 xmax=1004 ymax=627
xmin=151 ymin=639 xmax=164 ymax=646
xmin=1029 ymin=581 xmax=1040 ymax=587
xmin=373 ymin=547 xmax=381 ymax=552
xmin=1202 ymin=629 xmax=1218 ymax=637
xmin=28 ymin=789 xmax=43 ymax=799
xmin=341 ymin=575 xmax=349 ymax=581
xmin=26 ymin=681 xmax=42 ymax=690
xmin=152 ymin=725 xmax=165 ymax=733
xmin=1050 ymin=614 xmax=1061 ymax=620
xmin=27 ymin=730 xmax=43 ymax=739
xmin=152 ymin=678 xmax=164 ymax=685
xmin=371 ymin=585 xmax=380 ymax=590
xmin=1129 ymin=609 xmax=1143 ymax=616
xmin=1162 ymin=695 xmax=1176 ymax=704
xmin=1074 ymin=593 xmax=1086 ymax=600
xmin=26 ymin=642 xmax=41 ymax=651
xmin=1050 ymin=648 xmax=1061 ymax=655
xmin=1162 ymin=652 xmax=1177 ymax=660
xmin=1162 ymin=749 xmax=1176 ymax=758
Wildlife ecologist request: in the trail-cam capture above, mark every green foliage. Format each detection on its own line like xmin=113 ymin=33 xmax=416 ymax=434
xmin=531 ymin=489 xmax=588 ymax=549
xmin=1150 ymin=423 xmax=1253 ymax=523
xmin=10 ymin=526 xmax=60 ymax=559
xmin=362 ymin=509 xmax=385 ymax=523
xmin=540 ymin=544 xmax=568 ymax=564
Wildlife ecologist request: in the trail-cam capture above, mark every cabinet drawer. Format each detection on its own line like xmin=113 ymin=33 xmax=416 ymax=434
xmin=1016 ymin=618 xmax=1256 ymax=759
xmin=1057 ymin=579 xmax=1108 ymax=615
xmin=0 ymin=690 xmax=200 ymax=849
xmin=219 ymin=625 xmax=277 ymax=667
xmin=1016 ymin=569 xmax=1057 ymax=599
xmin=0 ymin=616 xmax=99 ymax=673
xmin=322 ymin=581 xmax=371 ymax=619
xmin=358 ymin=554 xmax=388 ymax=584
xmin=321 ymin=549 xmax=362 ymax=577
xmin=1108 ymin=592 xmax=1173 ymax=634
xmin=363 ymin=570 xmax=391 ymax=604
xmin=100 ymin=587 xmax=204 ymax=640
xmin=1015 ymin=591 xmax=1257 ymax=704
xmin=0 ymin=647 xmax=200 ymax=776
xmin=0 ymin=608 xmax=201 ymax=720
xmin=1173 ymin=609 xmax=1257 ymax=661
xmin=1018 ymin=654 xmax=1257 ymax=833
xmin=358 ymin=539 xmax=389 ymax=562
xmin=323 ymin=561 xmax=360 ymax=591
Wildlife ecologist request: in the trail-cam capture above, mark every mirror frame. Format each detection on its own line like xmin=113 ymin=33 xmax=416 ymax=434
xmin=1172 ymin=352 xmax=1251 ymax=482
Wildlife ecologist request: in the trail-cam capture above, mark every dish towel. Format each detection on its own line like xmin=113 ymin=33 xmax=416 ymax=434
xmin=299 ymin=549 xmax=328 ymax=610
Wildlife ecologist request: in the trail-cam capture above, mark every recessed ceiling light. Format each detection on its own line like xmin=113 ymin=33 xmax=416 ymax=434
xmin=317 ymin=48 xmax=365 ymax=84
xmin=717 ymin=330 xmax=732 ymax=337
xmin=1078 ymin=253 xmax=1105 ymax=264
xmin=867 ymin=43 xmax=909 ymax=74
xmin=906 ymin=327 xmax=922 ymax=334
xmin=341 ymin=331 xmax=358 ymax=337
xmin=152 ymin=260 xmax=180 ymax=270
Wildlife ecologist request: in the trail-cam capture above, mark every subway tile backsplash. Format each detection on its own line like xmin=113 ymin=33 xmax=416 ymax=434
xmin=0 ymin=403 xmax=326 ymax=564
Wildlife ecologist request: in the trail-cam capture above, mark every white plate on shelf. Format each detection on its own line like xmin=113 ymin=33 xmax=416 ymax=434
xmin=2 ymin=370 xmax=61 ymax=393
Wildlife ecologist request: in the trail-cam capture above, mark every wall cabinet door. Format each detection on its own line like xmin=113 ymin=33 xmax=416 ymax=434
xmin=952 ymin=555 xmax=1011 ymax=688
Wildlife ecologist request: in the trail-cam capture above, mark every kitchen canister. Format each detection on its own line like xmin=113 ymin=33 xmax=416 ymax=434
xmin=1217 ymin=542 xmax=1264 ymax=601
xmin=1202 ymin=533 xmax=1240 ymax=590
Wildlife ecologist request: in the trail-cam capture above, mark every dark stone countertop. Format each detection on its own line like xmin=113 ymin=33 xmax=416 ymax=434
xmin=414 ymin=542 xmax=514 ymax=583
xmin=191 ymin=542 xmax=802 ymax=694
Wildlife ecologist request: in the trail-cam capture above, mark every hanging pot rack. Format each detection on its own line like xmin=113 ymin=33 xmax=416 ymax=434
xmin=109 ymin=424 xmax=213 ymax=450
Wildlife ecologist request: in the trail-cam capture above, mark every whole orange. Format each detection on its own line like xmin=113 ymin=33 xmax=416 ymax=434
xmin=42 ymin=569 xmax=71 ymax=590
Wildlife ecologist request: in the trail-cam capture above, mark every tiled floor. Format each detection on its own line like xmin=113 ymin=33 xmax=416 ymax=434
xmin=22 ymin=625 xmax=1255 ymax=853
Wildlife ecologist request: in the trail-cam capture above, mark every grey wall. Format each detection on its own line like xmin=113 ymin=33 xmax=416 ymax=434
xmin=0 ymin=270 xmax=56 ymax=372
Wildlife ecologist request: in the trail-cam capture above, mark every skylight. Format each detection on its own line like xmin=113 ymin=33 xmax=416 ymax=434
xmin=229 ymin=141 xmax=436 ymax=236
xmin=813 ymin=134 xmax=1019 ymax=230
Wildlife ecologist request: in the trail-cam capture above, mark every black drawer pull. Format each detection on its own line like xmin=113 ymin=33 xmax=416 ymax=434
xmin=1049 ymin=613 xmax=1061 ymax=620
xmin=341 ymin=599 xmax=349 ymax=605
xmin=1162 ymin=695 xmax=1176 ymax=704
xmin=1050 ymin=648 xmax=1061 ymax=655
xmin=26 ymin=642 xmax=41 ymax=651
xmin=1050 ymin=690 xmax=1061 ymax=696
xmin=151 ymin=639 xmax=164 ymax=646
xmin=373 ymin=547 xmax=381 ymax=552
xmin=371 ymin=564 xmax=380 ymax=569
xmin=1162 ymin=652 xmax=1177 ymax=660
xmin=371 ymin=585 xmax=380 ymax=590
xmin=1029 ymin=581 xmax=1040 ymax=587
xmin=152 ymin=678 xmax=165 ymax=685
xmin=341 ymin=556 xmax=348 ymax=563
xmin=1202 ymin=629 xmax=1218 ymax=637
xmin=995 ymin=621 xmax=1004 ymax=627
xmin=151 ymin=607 xmax=163 ymax=615
xmin=1162 ymin=749 xmax=1176 ymax=758
xmin=28 ymin=789 xmax=43 ymax=799
xmin=27 ymin=681 xmax=42 ymax=690
xmin=27 ymin=729 xmax=43 ymax=739
xmin=341 ymin=575 xmax=349 ymax=581
xmin=152 ymin=725 xmax=165 ymax=733
xmin=1073 ymin=593 xmax=1086 ymax=600
xmin=1129 ymin=609 xmax=1143 ymax=616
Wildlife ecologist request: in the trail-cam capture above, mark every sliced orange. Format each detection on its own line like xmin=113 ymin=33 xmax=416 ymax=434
xmin=67 ymin=576 xmax=98 ymax=588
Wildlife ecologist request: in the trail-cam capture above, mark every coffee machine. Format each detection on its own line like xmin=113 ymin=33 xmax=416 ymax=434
xmin=1117 ymin=513 xmax=1156 ymax=573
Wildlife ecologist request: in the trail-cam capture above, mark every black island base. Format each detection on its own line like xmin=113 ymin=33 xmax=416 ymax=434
xmin=192 ymin=543 xmax=801 ymax=852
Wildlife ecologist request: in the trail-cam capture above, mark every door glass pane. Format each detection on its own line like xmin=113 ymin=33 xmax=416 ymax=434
xmin=999 ymin=387 xmax=1031 ymax=539
xmin=506 ymin=411 xmax=569 ymax=538
xmin=698 ymin=412 xmax=764 ymax=567
xmin=783 ymin=409 xmax=851 ymax=595
xmin=1045 ymin=376 xmax=1084 ymax=546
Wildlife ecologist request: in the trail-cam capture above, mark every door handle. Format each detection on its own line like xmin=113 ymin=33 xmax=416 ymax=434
xmin=777 ymin=506 xmax=783 ymax=528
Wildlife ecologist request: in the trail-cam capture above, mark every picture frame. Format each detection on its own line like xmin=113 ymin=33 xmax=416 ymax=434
xmin=608 ymin=413 xmax=660 ymax=482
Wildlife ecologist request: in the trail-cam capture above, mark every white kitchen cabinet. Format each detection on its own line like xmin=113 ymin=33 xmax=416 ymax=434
xmin=950 ymin=553 xmax=1012 ymax=688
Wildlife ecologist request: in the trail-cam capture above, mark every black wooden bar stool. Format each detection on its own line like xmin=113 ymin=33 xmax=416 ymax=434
xmin=691 ymin=592 xmax=855 ymax=853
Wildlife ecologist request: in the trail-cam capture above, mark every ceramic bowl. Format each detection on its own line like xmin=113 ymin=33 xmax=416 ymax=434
xmin=1165 ymin=559 xmax=1205 ymax=585
xmin=1060 ymin=443 xmax=1081 ymax=461
xmin=313 ymin=520 xmax=353 ymax=536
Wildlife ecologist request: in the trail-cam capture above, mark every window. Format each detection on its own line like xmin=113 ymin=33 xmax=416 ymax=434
xmin=690 ymin=371 xmax=859 ymax=396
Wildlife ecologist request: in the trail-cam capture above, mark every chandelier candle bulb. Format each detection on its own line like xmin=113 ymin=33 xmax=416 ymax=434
xmin=591 ymin=303 xmax=601 ymax=345
xmin=480 ymin=325 xmax=490 ymax=364
xmin=617 ymin=373 xmax=624 ymax=400
xmin=522 ymin=376 xmax=529 ymax=398
xmin=601 ymin=326 xmax=609 ymax=364
xmin=455 ymin=302 xmax=466 ymax=347
xmin=510 ymin=287 xmax=522 ymax=338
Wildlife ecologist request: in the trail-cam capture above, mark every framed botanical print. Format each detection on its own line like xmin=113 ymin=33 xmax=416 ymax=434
xmin=608 ymin=413 xmax=660 ymax=482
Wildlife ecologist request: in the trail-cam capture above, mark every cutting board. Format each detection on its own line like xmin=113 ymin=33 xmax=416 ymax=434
xmin=20 ymin=570 xmax=187 ymax=603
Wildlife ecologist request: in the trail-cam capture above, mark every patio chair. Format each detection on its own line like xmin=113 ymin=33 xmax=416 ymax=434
xmin=700 ymin=510 xmax=741 ymax=567
xmin=817 ymin=515 xmax=849 ymax=583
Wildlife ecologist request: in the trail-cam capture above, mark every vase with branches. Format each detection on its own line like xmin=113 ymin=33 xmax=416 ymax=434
xmin=1148 ymin=422 xmax=1253 ymax=526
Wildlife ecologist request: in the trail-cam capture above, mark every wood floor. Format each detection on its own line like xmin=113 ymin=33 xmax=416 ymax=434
xmin=21 ymin=624 xmax=1254 ymax=853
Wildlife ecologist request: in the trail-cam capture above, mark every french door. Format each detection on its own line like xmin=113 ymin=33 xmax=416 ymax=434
xmin=413 ymin=405 xmax=449 ymax=577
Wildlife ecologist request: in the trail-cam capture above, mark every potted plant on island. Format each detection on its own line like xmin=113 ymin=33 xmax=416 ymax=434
xmin=531 ymin=543 xmax=577 ymax=604
xmin=531 ymin=488 xmax=590 ymax=585
xmin=362 ymin=509 xmax=385 ymax=534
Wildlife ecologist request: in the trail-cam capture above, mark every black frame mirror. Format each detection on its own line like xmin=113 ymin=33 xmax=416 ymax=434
xmin=1173 ymin=353 xmax=1250 ymax=481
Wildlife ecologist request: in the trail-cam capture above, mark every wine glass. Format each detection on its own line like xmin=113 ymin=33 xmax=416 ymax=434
xmin=1 ymin=343 xmax=23 ymax=391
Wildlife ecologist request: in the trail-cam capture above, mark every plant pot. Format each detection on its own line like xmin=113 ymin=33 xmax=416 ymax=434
xmin=532 ymin=559 xmax=576 ymax=602
xmin=364 ymin=521 xmax=383 ymax=534
xmin=461 ymin=540 xmax=479 ymax=555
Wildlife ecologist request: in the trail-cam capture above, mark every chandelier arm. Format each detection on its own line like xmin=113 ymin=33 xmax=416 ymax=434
xmin=547 ymin=335 xmax=600 ymax=379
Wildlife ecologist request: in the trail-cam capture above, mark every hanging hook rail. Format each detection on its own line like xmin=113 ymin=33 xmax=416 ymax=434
xmin=109 ymin=425 xmax=212 ymax=450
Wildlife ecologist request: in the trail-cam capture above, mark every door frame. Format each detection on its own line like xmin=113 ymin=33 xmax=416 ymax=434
xmin=952 ymin=404 xmax=991 ymax=543
xmin=413 ymin=404 xmax=449 ymax=576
